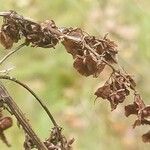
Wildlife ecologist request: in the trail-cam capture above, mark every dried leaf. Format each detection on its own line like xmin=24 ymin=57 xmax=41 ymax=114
xmin=134 ymin=94 xmax=145 ymax=109
xmin=142 ymin=131 xmax=150 ymax=143
xmin=84 ymin=54 xmax=97 ymax=74
xmin=95 ymin=84 xmax=111 ymax=99
xmin=108 ymin=92 xmax=126 ymax=111
xmin=133 ymin=119 xmax=150 ymax=128
xmin=95 ymin=62 xmax=105 ymax=77
xmin=73 ymin=56 xmax=90 ymax=76
xmin=62 ymin=38 xmax=83 ymax=58
xmin=142 ymin=106 xmax=150 ymax=118
xmin=125 ymin=103 xmax=138 ymax=117
xmin=0 ymin=30 xmax=14 ymax=49
xmin=0 ymin=132 xmax=11 ymax=147
xmin=62 ymin=28 xmax=84 ymax=58
xmin=104 ymin=51 xmax=117 ymax=63
xmin=0 ymin=117 xmax=13 ymax=147
xmin=126 ymin=75 xmax=136 ymax=89
xmin=0 ymin=117 xmax=13 ymax=131
xmin=103 ymin=38 xmax=118 ymax=63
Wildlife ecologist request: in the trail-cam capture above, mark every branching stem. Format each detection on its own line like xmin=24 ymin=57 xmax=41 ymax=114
xmin=0 ymin=75 xmax=65 ymax=149
xmin=0 ymin=75 xmax=58 ymax=127
xmin=0 ymin=83 xmax=48 ymax=150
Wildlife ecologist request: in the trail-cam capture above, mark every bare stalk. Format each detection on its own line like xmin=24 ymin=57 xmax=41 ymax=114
xmin=0 ymin=75 xmax=65 ymax=149
xmin=0 ymin=43 xmax=26 ymax=65
xmin=0 ymin=83 xmax=48 ymax=150
xmin=0 ymin=75 xmax=58 ymax=127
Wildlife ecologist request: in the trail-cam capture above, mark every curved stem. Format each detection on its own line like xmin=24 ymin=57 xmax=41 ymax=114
xmin=0 ymin=83 xmax=48 ymax=150
xmin=0 ymin=75 xmax=65 ymax=149
xmin=0 ymin=43 xmax=26 ymax=66
xmin=0 ymin=75 xmax=58 ymax=127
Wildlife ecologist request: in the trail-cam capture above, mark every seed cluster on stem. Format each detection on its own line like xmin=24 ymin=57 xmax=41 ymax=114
xmin=0 ymin=10 xmax=149 ymax=149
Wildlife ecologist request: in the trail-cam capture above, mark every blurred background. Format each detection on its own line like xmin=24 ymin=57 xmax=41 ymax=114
xmin=0 ymin=0 xmax=150 ymax=149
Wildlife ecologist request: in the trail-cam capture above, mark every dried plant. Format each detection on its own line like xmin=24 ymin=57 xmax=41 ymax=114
xmin=0 ymin=10 xmax=149 ymax=149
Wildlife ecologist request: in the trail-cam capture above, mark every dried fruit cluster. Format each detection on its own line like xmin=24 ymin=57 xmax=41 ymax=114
xmin=95 ymin=73 xmax=131 ymax=111
xmin=23 ymin=127 xmax=74 ymax=150
xmin=0 ymin=11 xmax=59 ymax=49
xmin=0 ymin=10 xmax=149 ymax=148
xmin=44 ymin=127 xmax=74 ymax=150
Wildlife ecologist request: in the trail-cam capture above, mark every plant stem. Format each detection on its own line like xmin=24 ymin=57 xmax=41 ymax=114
xmin=0 ymin=75 xmax=58 ymax=127
xmin=0 ymin=75 xmax=65 ymax=149
xmin=0 ymin=43 xmax=26 ymax=66
xmin=0 ymin=83 xmax=48 ymax=150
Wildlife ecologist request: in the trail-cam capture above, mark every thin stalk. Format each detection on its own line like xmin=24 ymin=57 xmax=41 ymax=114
xmin=0 ymin=43 xmax=26 ymax=65
xmin=0 ymin=75 xmax=58 ymax=127
xmin=0 ymin=83 xmax=48 ymax=150
xmin=0 ymin=75 xmax=65 ymax=149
